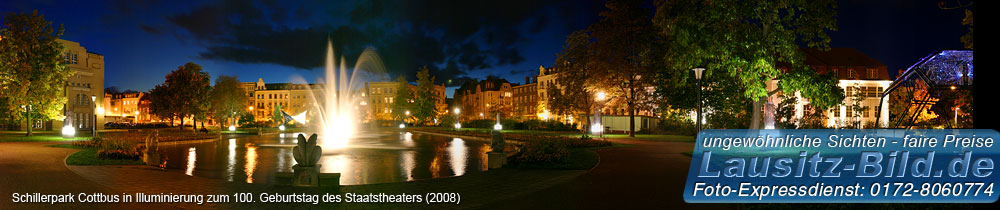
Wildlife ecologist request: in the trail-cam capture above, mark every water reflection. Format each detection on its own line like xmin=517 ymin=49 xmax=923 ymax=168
xmin=449 ymin=138 xmax=466 ymax=176
xmin=244 ymin=143 xmax=258 ymax=183
xmin=185 ymin=147 xmax=196 ymax=176
xmin=402 ymin=151 xmax=415 ymax=181
xmin=159 ymin=131 xmax=488 ymax=185
xmin=227 ymin=139 xmax=236 ymax=181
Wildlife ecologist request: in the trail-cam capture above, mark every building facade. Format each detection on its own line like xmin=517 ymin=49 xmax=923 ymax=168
xmin=768 ymin=48 xmax=891 ymax=128
xmin=251 ymin=81 xmax=323 ymax=124
xmin=536 ymin=66 xmax=559 ymax=120
xmin=103 ymin=92 xmax=143 ymax=123
xmin=50 ymin=39 xmax=105 ymax=131
xmin=363 ymin=81 xmax=447 ymax=123
xmin=512 ymin=76 xmax=538 ymax=120
xmin=453 ymin=76 xmax=512 ymax=121
xmin=364 ymin=81 xmax=408 ymax=121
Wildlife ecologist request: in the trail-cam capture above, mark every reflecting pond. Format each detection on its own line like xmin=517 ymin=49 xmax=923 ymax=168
xmin=157 ymin=131 xmax=490 ymax=185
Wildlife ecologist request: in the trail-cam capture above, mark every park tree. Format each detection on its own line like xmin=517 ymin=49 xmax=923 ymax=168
xmin=271 ymin=104 xmax=284 ymax=127
xmin=0 ymin=11 xmax=72 ymax=136
xmin=210 ymin=75 xmax=247 ymax=130
xmin=653 ymin=0 xmax=844 ymax=129
xmin=148 ymin=62 xmax=211 ymax=130
xmin=413 ymin=66 xmax=439 ymax=125
xmin=587 ymin=0 xmax=661 ymax=137
xmin=551 ymin=30 xmax=597 ymax=135
xmin=937 ymin=1 xmax=973 ymax=49
xmin=390 ymin=76 xmax=414 ymax=123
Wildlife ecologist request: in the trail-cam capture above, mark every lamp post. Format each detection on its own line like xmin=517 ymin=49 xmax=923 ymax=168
xmin=91 ymin=95 xmax=97 ymax=137
xmin=955 ymin=107 xmax=960 ymax=128
xmin=692 ymin=68 xmax=706 ymax=132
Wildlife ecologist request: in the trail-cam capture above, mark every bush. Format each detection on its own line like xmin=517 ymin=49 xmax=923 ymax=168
xmin=97 ymin=149 xmax=141 ymax=160
xmin=104 ymin=122 xmax=171 ymax=129
xmin=511 ymin=139 xmax=570 ymax=163
xmin=75 ymin=137 xmax=144 ymax=160
xmin=656 ymin=116 xmax=697 ymax=136
xmin=72 ymin=138 xmax=103 ymax=148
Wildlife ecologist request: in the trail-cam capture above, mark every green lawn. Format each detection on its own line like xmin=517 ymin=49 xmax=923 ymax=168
xmin=0 ymin=134 xmax=90 ymax=142
xmin=48 ymin=144 xmax=145 ymax=165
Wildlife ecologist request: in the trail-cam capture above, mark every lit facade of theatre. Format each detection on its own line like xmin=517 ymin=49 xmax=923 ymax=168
xmin=768 ymin=48 xmax=892 ymax=128
xmin=8 ymin=39 xmax=107 ymax=131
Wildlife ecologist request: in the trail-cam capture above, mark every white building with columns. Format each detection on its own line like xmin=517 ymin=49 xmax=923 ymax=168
xmin=768 ymin=48 xmax=891 ymax=128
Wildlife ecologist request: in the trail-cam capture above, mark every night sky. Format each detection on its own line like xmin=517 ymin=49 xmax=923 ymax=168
xmin=1 ymin=0 xmax=971 ymax=98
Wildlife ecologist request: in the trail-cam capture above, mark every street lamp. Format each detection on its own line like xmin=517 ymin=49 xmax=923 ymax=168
xmin=91 ymin=95 xmax=97 ymax=137
xmin=955 ymin=107 xmax=960 ymax=128
xmin=692 ymin=67 xmax=706 ymax=132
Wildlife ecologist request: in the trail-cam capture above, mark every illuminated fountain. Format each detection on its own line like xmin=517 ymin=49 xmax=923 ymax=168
xmin=288 ymin=40 xmax=388 ymax=149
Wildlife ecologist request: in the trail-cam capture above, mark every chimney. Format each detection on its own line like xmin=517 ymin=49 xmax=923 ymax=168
xmin=525 ymin=76 xmax=530 ymax=84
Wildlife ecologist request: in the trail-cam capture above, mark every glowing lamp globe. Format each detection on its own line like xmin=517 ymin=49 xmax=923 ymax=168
xmin=61 ymin=125 xmax=76 ymax=138
xmin=228 ymin=125 xmax=236 ymax=131
xmin=399 ymin=123 xmax=406 ymax=129
xmin=454 ymin=123 xmax=462 ymax=129
xmin=279 ymin=125 xmax=286 ymax=131
xmin=493 ymin=123 xmax=503 ymax=130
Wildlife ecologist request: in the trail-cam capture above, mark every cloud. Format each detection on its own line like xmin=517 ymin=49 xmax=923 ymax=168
xmin=138 ymin=24 xmax=163 ymax=34
xmin=141 ymin=0 xmax=585 ymax=86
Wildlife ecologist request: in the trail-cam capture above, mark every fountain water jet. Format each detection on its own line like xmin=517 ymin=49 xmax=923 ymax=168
xmin=288 ymin=39 xmax=388 ymax=149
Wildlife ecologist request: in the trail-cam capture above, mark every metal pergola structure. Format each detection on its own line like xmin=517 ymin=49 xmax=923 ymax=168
xmin=877 ymin=50 xmax=973 ymax=129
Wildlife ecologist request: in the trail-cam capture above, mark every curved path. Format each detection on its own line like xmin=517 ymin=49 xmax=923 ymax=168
xmin=484 ymin=138 xmax=734 ymax=209
xmin=0 ymin=142 xmax=179 ymax=210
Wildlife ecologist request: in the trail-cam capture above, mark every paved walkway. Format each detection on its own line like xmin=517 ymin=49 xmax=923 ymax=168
xmin=483 ymin=138 xmax=734 ymax=209
xmin=0 ymin=142 xmax=180 ymax=210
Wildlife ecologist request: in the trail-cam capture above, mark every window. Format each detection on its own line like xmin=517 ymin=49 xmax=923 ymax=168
xmin=862 ymin=106 xmax=870 ymax=118
xmin=848 ymin=69 xmax=855 ymax=79
xmin=833 ymin=106 xmax=841 ymax=118
xmin=867 ymin=69 xmax=877 ymax=79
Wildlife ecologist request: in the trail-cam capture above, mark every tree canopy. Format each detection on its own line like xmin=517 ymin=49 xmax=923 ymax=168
xmin=210 ymin=74 xmax=247 ymax=128
xmin=653 ymin=0 xmax=843 ymax=128
xmin=413 ymin=66 xmax=439 ymax=125
xmin=0 ymin=10 xmax=71 ymax=136
xmin=148 ymin=62 xmax=211 ymax=129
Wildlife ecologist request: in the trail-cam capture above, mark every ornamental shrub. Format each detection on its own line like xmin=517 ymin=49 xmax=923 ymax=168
xmin=511 ymin=139 xmax=569 ymax=163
